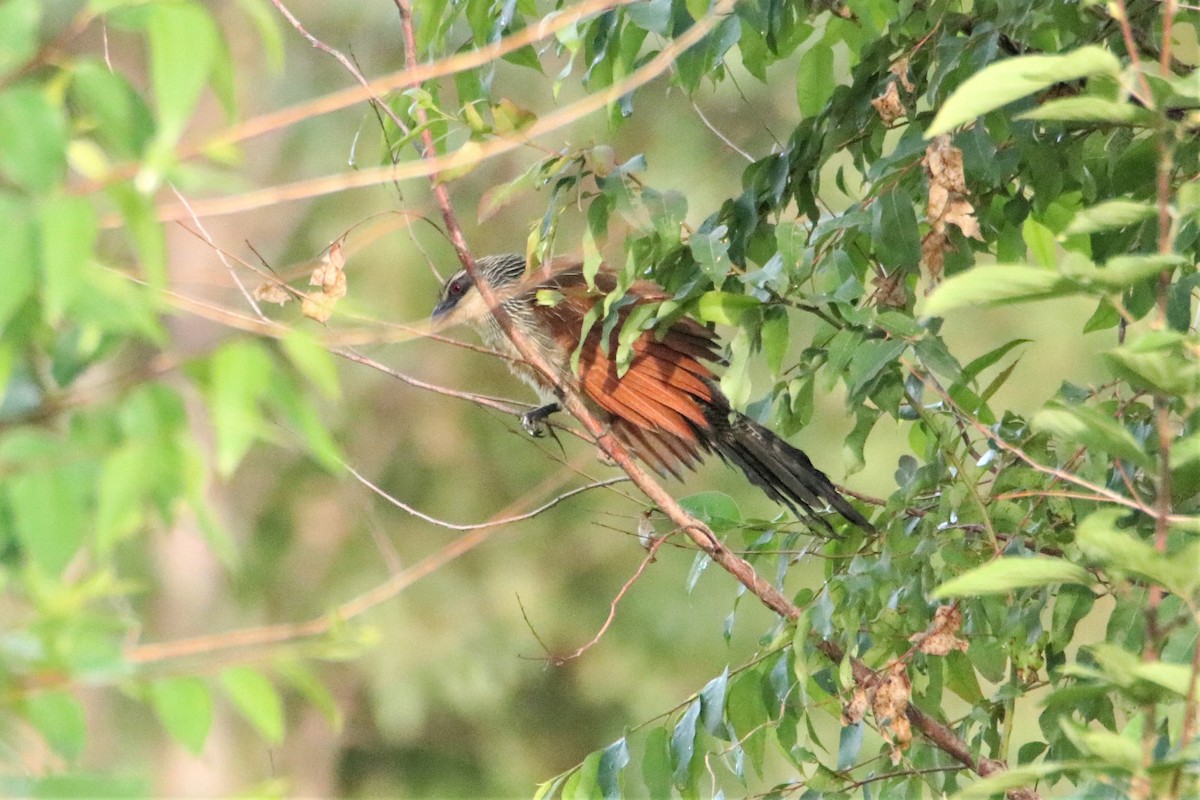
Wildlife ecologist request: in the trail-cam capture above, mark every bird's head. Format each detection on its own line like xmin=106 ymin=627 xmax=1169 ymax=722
xmin=431 ymin=254 xmax=527 ymax=326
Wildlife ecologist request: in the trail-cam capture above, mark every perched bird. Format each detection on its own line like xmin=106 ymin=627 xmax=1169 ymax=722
xmin=432 ymin=253 xmax=872 ymax=532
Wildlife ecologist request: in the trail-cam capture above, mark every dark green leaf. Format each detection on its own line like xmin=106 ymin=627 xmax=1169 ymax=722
xmin=670 ymin=700 xmax=700 ymax=789
xmin=597 ymin=737 xmax=629 ymax=800
xmin=873 ymin=190 xmax=921 ymax=269
xmin=837 ymin=722 xmax=864 ymax=771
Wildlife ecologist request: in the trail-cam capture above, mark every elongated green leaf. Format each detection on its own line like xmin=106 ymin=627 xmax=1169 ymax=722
xmin=1104 ymin=330 xmax=1200 ymax=396
xmin=596 ymin=738 xmax=629 ymax=800
xmin=933 ymin=556 xmax=1092 ymax=598
xmin=281 ymin=329 xmax=340 ymax=400
xmin=40 ymin=195 xmax=97 ymax=324
xmin=147 ymin=2 xmax=219 ymax=142
xmin=1032 ymin=402 xmax=1153 ymax=469
xmin=923 ymin=265 xmax=1077 ymax=316
xmin=641 ymin=727 xmax=671 ymax=799
xmin=208 ymin=340 xmax=273 ymax=477
xmin=220 ymin=667 xmax=284 ymax=745
xmin=1065 ymin=199 xmax=1157 ymax=235
xmin=1019 ymin=97 xmax=1148 ymax=125
xmin=670 ymin=700 xmax=700 ymax=789
xmin=928 ymin=47 xmax=1122 ymax=136
xmin=873 ymin=189 xmax=921 ymax=269
xmin=150 ymin=677 xmax=212 ymax=755
xmin=1076 ymin=509 xmax=1198 ymax=596
xmin=796 ymin=42 xmax=833 ymax=117
xmin=950 ymin=762 xmax=1074 ymax=799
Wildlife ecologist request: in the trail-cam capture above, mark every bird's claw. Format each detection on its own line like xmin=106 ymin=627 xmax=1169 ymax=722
xmin=520 ymin=403 xmax=560 ymax=438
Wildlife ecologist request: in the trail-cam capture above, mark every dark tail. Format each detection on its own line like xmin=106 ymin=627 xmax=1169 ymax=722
xmin=703 ymin=407 xmax=874 ymax=533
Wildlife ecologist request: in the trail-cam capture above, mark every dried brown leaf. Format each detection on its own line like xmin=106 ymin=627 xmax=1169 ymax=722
xmin=889 ymin=56 xmax=915 ymax=92
xmin=842 ymin=686 xmax=868 ymax=725
xmin=912 ymin=605 xmax=969 ymax=656
xmin=944 ymin=197 xmax=984 ymax=240
xmin=253 ymin=282 xmax=292 ymax=305
xmin=871 ymin=81 xmax=906 ymax=125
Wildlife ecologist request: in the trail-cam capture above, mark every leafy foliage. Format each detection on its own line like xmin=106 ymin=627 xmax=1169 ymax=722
xmin=1 ymin=0 xmax=1199 ymax=797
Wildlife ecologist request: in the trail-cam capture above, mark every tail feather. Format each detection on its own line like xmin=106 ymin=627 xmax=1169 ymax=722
xmin=703 ymin=407 xmax=874 ymax=533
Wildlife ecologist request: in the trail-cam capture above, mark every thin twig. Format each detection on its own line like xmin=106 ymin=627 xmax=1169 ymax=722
xmin=269 ymin=0 xmax=412 ymax=138
xmin=550 ymin=533 xmax=670 ymax=663
xmin=346 ymin=465 xmax=629 ymax=531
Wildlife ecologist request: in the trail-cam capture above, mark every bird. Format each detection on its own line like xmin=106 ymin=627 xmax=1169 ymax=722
xmin=431 ymin=253 xmax=873 ymax=533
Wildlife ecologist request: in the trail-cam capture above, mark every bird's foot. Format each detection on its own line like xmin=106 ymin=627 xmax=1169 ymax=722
xmin=520 ymin=402 xmax=561 ymax=438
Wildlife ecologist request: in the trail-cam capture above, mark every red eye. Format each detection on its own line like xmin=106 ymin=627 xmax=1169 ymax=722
xmin=449 ymin=278 xmax=467 ymax=297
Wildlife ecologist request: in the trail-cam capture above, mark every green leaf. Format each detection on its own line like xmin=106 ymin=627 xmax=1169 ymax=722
xmin=641 ymin=727 xmax=671 ymax=799
xmin=872 ymin=190 xmax=921 ymax=269
xmin=796 ymin=42 xmax=833 ymax=117
xmin=596 ymin=738 xmax=629 ymax=800
xmin=698 ymin=668 xmax=729 ymax=736
xmin=1 ymin=432 xmax=87 ymax=575
xmin=207 ymin=340 xmax=273 ymax=477
xmin=0 ymin=85 xmax=67 ymax=192
xmin=1023 ymin=217 xmax=1056 ymax=268
xmin=0 ymin=0 xmax=40 ymax=76
xmin=281 ymin=329 xmax=340 ymax=400
xmin=146 ymin=1 xmax=219 ymax=142
xmin=726 ymin=671 xmax=768 ymax=775
xmin=719 ymin=326 xmax=752 ymax=410
xmin=1032 ymin=401 xmax=1153 ymax=469
xmin=927 ymin=46 xmax=1122 ymax=136
xmin=696 ymin=291 xmax=757 ymax=325
xmin=1076 ymin=509 xmax=1198 ymax=597
xmin=25 ymin=690 xmax=86 ymax=761
xmin=69 ymin=60 xmax=156 ymax=159
xmin=1104 ymin=330 xmax=1200 ymax=396
xmin=760 ymin=307 xmax=789 ymax=375
xmin=689 ymin=226 xmax=733 ymax=283
xmin=567 ymin=748 xmax=602 ymax=800
xmin=933 ymin=556 xmax=1092 ymax=598
xmin=150 ymin=677 xmax=212 ymax=755
xmin=961 ymin=339 xmax=1031 ymax=383
xmin=220 ymin=667 xmax=284 ymax=745
xmin=949 ymin=762 xmax=1073 ymax=799
xmin=944 ymin=650 xmax=983 ymax=704
xmin=95 ymin=443 xmax=152 ymax=552
xmin=1065 ymin=253 xmax=1184 ymax=289
xmin=837 ymin=722 xmax=864 ymax=771
xmin=670 ymin=700 xmax=700 ymax=789
xmin=1065 ymin=199 xmax=1158 ymax=235
xmin=679 ymin=492 xmax=741 ymax=529
xmin=1018 ymin=96 xmax=1149 ymax=125
xmin=923 ymin=265 xmax=1076 ymax=316
xmin=0 ymin=194 xmax=37 ymax=331
xmin=40 ymin=195 xmax=98 ymax=325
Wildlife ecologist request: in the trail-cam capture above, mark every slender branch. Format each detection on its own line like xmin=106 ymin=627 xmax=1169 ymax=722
xmin=346 ymin=465 xmax=629 ymax=531
xmin=550 ymin=532 xmax=670 ymax=663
